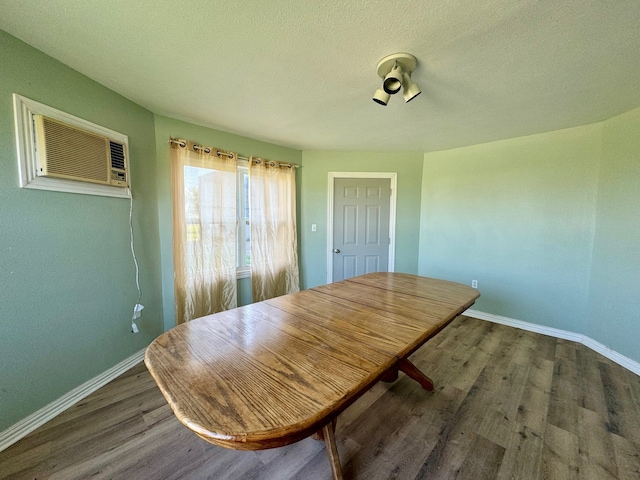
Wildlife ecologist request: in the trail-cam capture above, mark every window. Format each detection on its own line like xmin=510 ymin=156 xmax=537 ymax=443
xmin=237 ymin=164 xmax=251 ymax=277
xmin=180 ymin=160 xmax=250 ymax=280
xmin=171 ymin=139 xmax=300 ymax=319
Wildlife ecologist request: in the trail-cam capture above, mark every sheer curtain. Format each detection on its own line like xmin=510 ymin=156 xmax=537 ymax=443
xmin=170 ymin=139 xmax=238 ymax=324
xmin=249 ymin=158 xmax=300 ymax=302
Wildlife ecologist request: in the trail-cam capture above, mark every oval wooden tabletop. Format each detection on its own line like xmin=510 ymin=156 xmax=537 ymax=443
xmin=144 ymin=273 xmax=479 ymax=451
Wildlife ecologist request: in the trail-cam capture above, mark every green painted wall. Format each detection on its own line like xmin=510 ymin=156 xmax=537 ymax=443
xmin=419 ymin=116 xmax=640 ymax=365
xmin=299 ymin=151 xmax=424 ymax=289
xmin=586 ymin=107 xmax=640 ymax=361
xmin=419 ymin=125 xmax=602 ymax=334
xmin=153 ymin=115 xmax=302 ymax=330
xmin=0 ymin=31 xmax=163 ymax=430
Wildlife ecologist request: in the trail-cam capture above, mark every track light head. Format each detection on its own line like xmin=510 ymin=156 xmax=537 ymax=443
xmin=373 ymin=88 xmax=390 ymax=106
xmin=383 ymin=63 xmax=404 ymax=94
xmin=402 ymin=72 xmax=421 ymax=103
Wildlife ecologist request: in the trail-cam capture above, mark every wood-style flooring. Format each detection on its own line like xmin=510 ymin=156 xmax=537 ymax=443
xmin=1 ymin=316 xmax=639 ymax=479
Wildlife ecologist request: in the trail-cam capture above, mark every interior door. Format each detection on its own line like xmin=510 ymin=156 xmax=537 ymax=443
xmin=332 ymin=177 xmax=391 ymax=282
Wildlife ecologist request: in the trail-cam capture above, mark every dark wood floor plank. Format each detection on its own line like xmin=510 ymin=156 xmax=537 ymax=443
xmin=510 ymin=329 xmax=539 ymax=367
xmin=290 ymin=447 xmax=339 ymax=480
xmin=476 ymin=357 xmax=530 ymax=449
xmin=490 ymin=360 xmax=530 ymax=422
xmin=575 ymin=347 xmax=609 ymax=416
xmin=496 ymin=423 xmax=544 ymax=480
xmin=250 ymin=438 xmax=325 ymax=480
xmin=455 ymin=434 xmax=505 ymax=480
xmin=540 ymin=423 xmax=580 ymax=480
xmin=533 ymin=332 xmax=557 ymax=362
xmin=412 ymin=379 xmax=499 ymax=479
xmin=413 ymin=317 xmax=495 ymax=393
xmin=547 ymin=340 xmax=582 ymax=435
xmin=577 ymin=406 xmax=620 ymax=480
xmin=471 ymin=325 xmax=522 ymax=393
xmin=364 ymin=416 xmax=443 ymax=480
xmin=599 ymin=362 xmax=640 ymax=446
xmin=2 ymin=316 xmax=639 ymax=480
xmin=515 ymin=355 xmax=554 ymax=435
xmin=611 ymin=433 xmax=640 ymax=480
xmin=448 ymin=331 xmax=498 ymax=394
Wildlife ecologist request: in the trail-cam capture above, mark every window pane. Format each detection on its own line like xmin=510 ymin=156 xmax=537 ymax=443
xmin=244 ymin=172 xmax=250 ymax=266
xmin=244 ymin=173 xmax=250 ymax=220
xmin=237 ymin=167 xmax=250 ymax=269
xmin=245 ymin=221 xmax=250 ymax=266
xmin=184 ymin=165 xmax=216 ymax=243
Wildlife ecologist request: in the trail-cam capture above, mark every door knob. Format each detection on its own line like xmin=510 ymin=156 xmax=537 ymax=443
xmin=333 ymin=249 xmax=340 ymax=253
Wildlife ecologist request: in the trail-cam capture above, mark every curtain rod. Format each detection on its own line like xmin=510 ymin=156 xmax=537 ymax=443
xmin=168 ymin=138 xmax=299 ymax=168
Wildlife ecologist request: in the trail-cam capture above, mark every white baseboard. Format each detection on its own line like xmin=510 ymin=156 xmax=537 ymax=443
xmin=465 ymin=309 xmax=640 ymax=376
xmin=0 ymin=348 xmax=145 ymax=453
xmin=2 ymin=312 xmax=638 ymax=454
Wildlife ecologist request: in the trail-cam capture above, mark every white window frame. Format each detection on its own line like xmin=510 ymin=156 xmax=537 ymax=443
xmin=12 ymin=94 xmax=131 ymax=199
xmin=236 ymin=162 xmax=251 ymax=279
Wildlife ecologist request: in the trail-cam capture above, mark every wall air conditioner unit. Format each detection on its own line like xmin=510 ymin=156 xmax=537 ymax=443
xmin=34 ymin=115 xmax=129 ymax=188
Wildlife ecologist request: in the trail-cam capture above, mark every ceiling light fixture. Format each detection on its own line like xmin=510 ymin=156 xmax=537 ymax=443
xmin=373 ymin=53 xmax=421 ymax=106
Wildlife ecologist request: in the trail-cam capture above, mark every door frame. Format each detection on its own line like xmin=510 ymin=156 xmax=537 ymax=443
xmin=327 ymin=172 xmax=397 ymax=284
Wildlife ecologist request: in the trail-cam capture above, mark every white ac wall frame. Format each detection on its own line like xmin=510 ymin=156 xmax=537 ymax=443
xmin=12 ymin=94 xmax=131 ymax=198
xmin=327 ymin=172 xmax=397 ymax=284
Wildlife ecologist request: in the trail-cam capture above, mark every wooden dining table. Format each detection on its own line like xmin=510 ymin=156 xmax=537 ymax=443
xmin=145 ymin=273 xmax=479 ymax=479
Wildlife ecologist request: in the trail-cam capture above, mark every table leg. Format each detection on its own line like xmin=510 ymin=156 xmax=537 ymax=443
xmin=399 ymin=358 xmax=434 ymax=391
xmin=381 ymin=367 xmax=399 ymax=383
xmin=312 ymin=417 xmax=337 ymax=441
xmin=322 ymin=421 xmax=343 ymax=480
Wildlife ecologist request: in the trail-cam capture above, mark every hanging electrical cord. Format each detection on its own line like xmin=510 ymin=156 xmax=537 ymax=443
xmin=129 ymin=190 xmax=143 ymax=333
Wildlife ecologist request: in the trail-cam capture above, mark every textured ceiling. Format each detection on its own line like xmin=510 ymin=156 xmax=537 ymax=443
xmin=1 ymin=0 xmax=639 ymax=152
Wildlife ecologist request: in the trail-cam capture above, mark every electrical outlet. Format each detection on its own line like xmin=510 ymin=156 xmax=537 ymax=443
xmin=471 ymin=280 xmax=478 ymax=289
xmin=311 ymin=224 xmax=317 ymax=232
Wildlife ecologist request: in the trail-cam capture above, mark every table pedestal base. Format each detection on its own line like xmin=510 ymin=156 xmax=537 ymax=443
xmin=314 ymin=359 xmax=434 ymax=480
xmin=381 ymin=358 xmax=434 ymax=391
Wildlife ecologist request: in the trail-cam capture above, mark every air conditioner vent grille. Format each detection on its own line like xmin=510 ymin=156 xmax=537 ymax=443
xmin=38 ymin=116 xmax=110 ymax=184
xmin=109 ymin=141 xmax=126 ymax=170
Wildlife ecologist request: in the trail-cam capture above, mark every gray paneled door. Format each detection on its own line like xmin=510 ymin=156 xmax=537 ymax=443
xmin=332 ymin=177 xmax=391 ymax=282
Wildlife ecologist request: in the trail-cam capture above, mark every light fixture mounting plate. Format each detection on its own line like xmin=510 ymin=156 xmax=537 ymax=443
xmin=376 ymin=53 xmax=417 ymax=78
